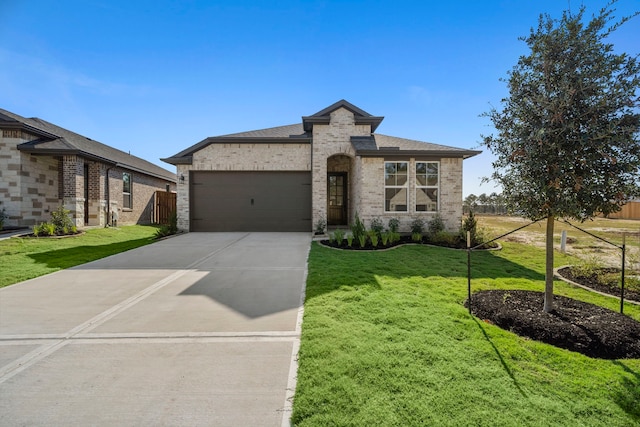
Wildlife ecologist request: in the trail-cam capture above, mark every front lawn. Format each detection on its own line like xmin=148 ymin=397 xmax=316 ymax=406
xmin=0 ymin=225 xmax=160 ymax=288
xmin=292 ymin=242 xmax=640 ymax=426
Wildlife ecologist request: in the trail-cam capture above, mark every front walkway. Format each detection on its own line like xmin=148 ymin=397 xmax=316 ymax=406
xmin=0 ymin=232 xmax=310 ymax=426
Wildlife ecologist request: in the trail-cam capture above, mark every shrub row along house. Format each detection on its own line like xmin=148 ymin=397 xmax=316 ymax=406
xmin=0 ymin=109 xmax=176 ymax=229
xmin=162 ymin=100 xmax=480 ymax=233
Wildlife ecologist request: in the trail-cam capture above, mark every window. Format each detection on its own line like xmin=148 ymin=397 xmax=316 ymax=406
xmin=384 ymin=162 xmax=408 ymax=212
xmin=123 ymin=172 xmax=132 ymax=209
xmin=416 ymin=162 xmax=438 ymax=212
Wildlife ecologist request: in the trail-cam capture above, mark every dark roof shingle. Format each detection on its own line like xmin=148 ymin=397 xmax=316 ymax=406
xmin=0 ymin=108 xmax=176 ymax=182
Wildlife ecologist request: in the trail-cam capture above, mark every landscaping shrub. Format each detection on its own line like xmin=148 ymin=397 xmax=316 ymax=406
xmin=332 ymin=229 xmax=345 ymax=246
xmin=154 ymin=211 xmax=179 ymax=239
xmin=411 ymin=232 xmax=422 ymax=242
xmin=351 ymin=212 xmax=366 ymax=244
xmin=461 ymin=210 xmax=478 ymax=243
xmin=369 ymin=218 xmax=384 ymax=238
xmin=50 ymin=205 xmax=75 ymax=235
xmin=346 ymin=233 xmax=354 ymax=247
xmin=314 ymin=216 xmax=327 ymax=235
xmin=381 ymin=231 xmax=390 ymax=246
xmin=430 ymin=230 xmax=458 ymax=246
xmin=368 ymin=230 xmax=379 ymax=247
xmin=427 ymin=213 xmax=445 ymax=235
xmin=387 ymin=217 xmax=400 ymax=233
xmin=410 ymin=218 xmax=425 ymax=234
xmin=357 ymin=233 xmax=367 ymax=248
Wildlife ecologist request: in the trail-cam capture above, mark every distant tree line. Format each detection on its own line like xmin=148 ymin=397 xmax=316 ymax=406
xmin=463 ymin=193 xmax=508 ymax=215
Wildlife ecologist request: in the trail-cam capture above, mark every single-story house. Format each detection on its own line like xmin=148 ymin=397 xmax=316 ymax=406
xmin=162 ymin=100 xmax=480 ymax=233
xmin=0 ymin=108 xmax=177 ymax=228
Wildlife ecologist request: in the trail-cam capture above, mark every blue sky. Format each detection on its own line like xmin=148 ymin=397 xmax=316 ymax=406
xmin=1 ymin=0 xmax=638 ymax=196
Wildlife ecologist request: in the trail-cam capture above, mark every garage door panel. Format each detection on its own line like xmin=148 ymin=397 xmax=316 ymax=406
xmin=190 ymin=172 xmax=311 ymax=232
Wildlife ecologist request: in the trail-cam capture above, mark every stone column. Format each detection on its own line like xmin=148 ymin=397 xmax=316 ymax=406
xmin=62 ymin=155 xmax=84 ymax=227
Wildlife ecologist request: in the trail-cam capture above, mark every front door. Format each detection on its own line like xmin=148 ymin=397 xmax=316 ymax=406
xmin=327 ymin=173 xmax=347 ymax=225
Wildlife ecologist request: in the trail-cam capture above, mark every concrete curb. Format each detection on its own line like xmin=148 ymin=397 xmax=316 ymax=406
xmin=554 ymin=265 xmax=640 ymax=306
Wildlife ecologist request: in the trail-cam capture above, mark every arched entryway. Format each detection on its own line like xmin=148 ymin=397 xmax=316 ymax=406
xmin=327 ymin=155 xmax=353 ymax=226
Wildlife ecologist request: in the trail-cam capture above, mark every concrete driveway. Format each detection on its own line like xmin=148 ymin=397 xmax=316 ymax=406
xmin=0 ymin=232 xmax=310 ymax=426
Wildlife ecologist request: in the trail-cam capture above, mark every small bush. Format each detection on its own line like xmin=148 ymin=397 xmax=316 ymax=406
xmin=412 ymin=232 xmax=422 ymax=243
xmin=351 ymin=212 xmax=366 ymax=244
xmin=428 ymin=214 xmax=445 ymax=235
xmin=358 ymin=233 xmax=367 ymax=248
xmin=314 ymin=216 xmax=327 ymax=235
xmin=346 ymin=233 xmax=354 ymax=247
xmin=387 ymin=217 xmax=400 ymax=233
xmin=430 ymin=231 xmax=457 ymax=246
xmin=573 ymin=255 xmax=605 ymax=277
xmin=332 ymin=229 xmax=345 ymax=246
xmin=50 ymin=205 xmax=75 ymax=235
xmin=461 ymin=211 xmax=478 ymax=243
xmin=381 ymin=232 xmax=390 ymax=246
xmin=389 ymin=231 xmax=401 ymax=244
xmin=155 ymin=225 xmax=173 ymax=239
xmin=369 ymin=218 xmax=384 ymax=238
xmin=368 ymin=230 xmax=379 ymax=247
xmin=34 ymin=222 xmax=56 ymax=237
xmin=410 ymin=218 xmax=425 ymax=234
xmin=168 ymin=211 xmax=178 ymax=234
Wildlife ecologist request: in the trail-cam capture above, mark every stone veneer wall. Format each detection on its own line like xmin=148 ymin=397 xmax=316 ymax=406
xmin=0 ymin=130 xmax=61 ymax=227
xmin=0 ymin=129 xmax=175 ymax=228
xmin=176 ymin=143 xmax=310 ymax=231
xmin=355 ymin=156 xmax=463 ymax=232
xmin=311 ymin=108 xmax=370 ymax=228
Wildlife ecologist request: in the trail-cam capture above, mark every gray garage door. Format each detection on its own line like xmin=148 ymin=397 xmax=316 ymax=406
xmin=190 ymin=171 xmax=312 ymax=232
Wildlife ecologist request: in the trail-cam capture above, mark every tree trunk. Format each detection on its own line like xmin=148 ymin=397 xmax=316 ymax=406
xmin=543 ymin=216 xmax=555 ymax=312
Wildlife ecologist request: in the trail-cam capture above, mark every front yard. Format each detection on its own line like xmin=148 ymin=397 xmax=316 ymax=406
xmin=292 ymin=241 xmax=640 ymax=426
xmin=0 ymin=225 xmax=160 ymax=288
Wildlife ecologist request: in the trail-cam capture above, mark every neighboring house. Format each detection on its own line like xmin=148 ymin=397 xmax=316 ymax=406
xmin=0 ymin=109 xmax=176 ymax=228
xmin=162 ymin=100 xmax=480 ymax=233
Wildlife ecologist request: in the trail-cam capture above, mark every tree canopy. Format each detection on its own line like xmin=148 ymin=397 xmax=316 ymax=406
xmin=481 ymin=2 xmax=640 ymax=312
xmin=483 ymin=2 xmax=640 ymax=221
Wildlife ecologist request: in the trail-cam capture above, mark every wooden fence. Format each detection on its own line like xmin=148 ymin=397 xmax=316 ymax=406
xmin=155 ymin=191 xmax=176 ymax=224
xmin=606 ymin=202 xmax=640 ymax=220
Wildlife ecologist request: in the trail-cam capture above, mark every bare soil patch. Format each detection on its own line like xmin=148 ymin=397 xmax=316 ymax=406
xmin=467 ymin=290 xmax=640 ymax=359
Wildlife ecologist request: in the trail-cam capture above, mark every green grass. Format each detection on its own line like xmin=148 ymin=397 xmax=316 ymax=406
xmin=292 ymin=242 xmax=640 ymax=426
xmin=0 ymin=225 xmax=160 ymax=288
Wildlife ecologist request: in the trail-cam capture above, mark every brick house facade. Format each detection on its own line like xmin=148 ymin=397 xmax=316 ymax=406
xmin=0 ymin=109 xmax=176 ymax=228
xmin=162 ymin=100 xmax=480 ymax=233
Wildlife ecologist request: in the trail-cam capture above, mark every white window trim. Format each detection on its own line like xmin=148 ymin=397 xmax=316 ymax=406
xmin=123 ymin=172 xmax=132 ymax=210
xmin=384 ymin=161 xmax=409 ymax=213
xmin=415 ymin=161 xmax=439 ymax=212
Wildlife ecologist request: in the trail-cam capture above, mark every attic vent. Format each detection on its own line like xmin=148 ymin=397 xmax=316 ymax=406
xmin=379 ymin=146 xmax=400 ymax=151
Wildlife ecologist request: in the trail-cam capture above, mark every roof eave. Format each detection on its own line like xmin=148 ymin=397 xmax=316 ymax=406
xmin=161 ymin=156 xmax=193 ymax=165
xmin=1 ymin=121 xmax=60 ymax=140
xmin=357 ymin=149 xmax=482 ymax=159
xmin=302 ymin=115 xmax=384 ymax=132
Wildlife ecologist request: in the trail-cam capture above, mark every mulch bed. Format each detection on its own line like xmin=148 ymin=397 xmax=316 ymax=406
xmin=467 ymin=290 xmax=640 ymax=359
xmin=319 ymin=235 xmax=497 ymax=251
xmin=557 ymin=266 xmax=640 ymax=302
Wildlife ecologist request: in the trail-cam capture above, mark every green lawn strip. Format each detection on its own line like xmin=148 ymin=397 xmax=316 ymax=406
xmin=292 ymin=242 xmax=640 ymax=426
xmin=0 ymin=225 xmax=160 ymax=288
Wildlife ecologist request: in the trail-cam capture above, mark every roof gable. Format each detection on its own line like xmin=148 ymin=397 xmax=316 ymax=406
xmin=302 ymin=99 xmax=384 ymax=132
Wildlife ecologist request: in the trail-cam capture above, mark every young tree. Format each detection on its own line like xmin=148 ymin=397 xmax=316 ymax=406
xmin=482 ymin=2 xmax=640 ymax=312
